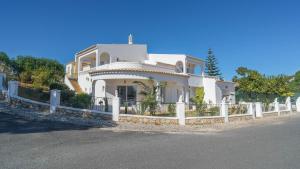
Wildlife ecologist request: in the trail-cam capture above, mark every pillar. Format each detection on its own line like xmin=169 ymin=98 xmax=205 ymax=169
xmin=200 ymin=65 xmax=205 ymax=76
xmin=155 ymin=81 xmax=161 ymax=104
xmin=296 ymin=97 xmax=300 ymax=112
xmin=185 ymin=87 xmax=190 ymax=104
xmin=8 ymin=81 xmax=18 ymax=98
xmin=0 ymin=73 xmax=6 ymax=91
xmin=50 ymin=90 xmax=61 ymax=113
xmin=221 ymin=100 xmax=228 ymax=123
xmin=285 ymin=97 xmax=292 ymax=112
xmin=248 ymin=103 xmax=255 ymax=119
xmin=176 ymin=93 xmax=185 ymax=125
xmin=255 ymin=102 xmax=262 ymax=118
xmin=274 ymin=98 xmax=280 ymax=115
xmin=112 ymin=90 xmax=120 ymax=122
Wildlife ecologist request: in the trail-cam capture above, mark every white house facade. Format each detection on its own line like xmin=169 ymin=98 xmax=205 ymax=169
xmin=65 ymin=35 xmax=235 ymax=106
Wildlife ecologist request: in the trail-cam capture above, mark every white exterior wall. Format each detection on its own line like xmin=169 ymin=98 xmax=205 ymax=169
xmin=148 ymin=54 xmax=186 ymax=72
xmin=66 ymin=63 xmax=73 ymax=76
xmin=97 ymin=44 xmax=147 ymax=63
xmin=216 ymin=81 xmax=236 ymax=104
xmin=64 ymin=76 xmax=75 ymax=91
xmin=78 ymin=71 xmax=92 ymax=94
xmin=202 ymin=77 xmax=217 ymax=104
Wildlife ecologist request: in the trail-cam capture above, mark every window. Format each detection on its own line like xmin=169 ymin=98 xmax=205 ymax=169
xmin=175 ymin=61 xmax=184 ymax=73
xmin=117 ymin=86 xmax=137 ymax=105
xmin=99 ymin=52 xmax=110 ymax=65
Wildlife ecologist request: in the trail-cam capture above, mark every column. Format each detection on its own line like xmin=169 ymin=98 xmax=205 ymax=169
xmin=112 ymin=90 xmax=120 ymax=122
xmin=176 ymin=93 xmax=185 ymax=125
xmin=247 ymin=103 xmax=255 ymax=119
xmin=296 ymin=97 xmax=300 ymax=112
xmin=185 ymin=87 xmax=189 ymax=104
xmin=255 ymin=102 xmax=262 ymax=118
xmin=50 ymin=90 xmax=61 ymax=113
xmin=0 ymin=73 xmax=5 ymax=91
xmin=221 ymin=100 xmax=228 ymax=123
xmin=8 ymin=81 xmax=19 ymax=98
xmin=285 ymin=97 xmax=292 ymax=112
xmin=274 ymin=98 xmax=280 ymax=115
xmin=200 ymin=65 xmax=205 ymax=76
xmin=95 ymin=50 xmax=99 ymax=67
xmin=155 ymin=81 xmax=161 ymax=104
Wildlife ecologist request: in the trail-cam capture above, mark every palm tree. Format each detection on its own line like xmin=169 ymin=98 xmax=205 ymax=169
xmin=133 ymin=78 xmax=165 ymax=115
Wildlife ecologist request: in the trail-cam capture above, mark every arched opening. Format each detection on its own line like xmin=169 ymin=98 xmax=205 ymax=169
xmin=175 ymin=61 xmax=184 ymax=73
xmin=99 ymin=52 xmax=110 ymax=65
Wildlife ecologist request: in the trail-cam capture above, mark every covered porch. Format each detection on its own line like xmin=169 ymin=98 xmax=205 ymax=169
xmin=90 ymin=70 xmax=189 ymax=111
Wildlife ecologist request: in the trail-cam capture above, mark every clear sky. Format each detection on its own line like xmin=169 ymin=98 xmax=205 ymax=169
xmin=0 ymin=0 xmax=299 ymax=79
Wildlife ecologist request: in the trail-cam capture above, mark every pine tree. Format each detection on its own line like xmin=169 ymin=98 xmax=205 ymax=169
xmin=205 ymin=48 xmax=222 ymax=78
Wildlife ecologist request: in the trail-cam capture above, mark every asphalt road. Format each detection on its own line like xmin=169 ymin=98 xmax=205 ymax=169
xmin=0 ymin=112 xmax=300 ymax=169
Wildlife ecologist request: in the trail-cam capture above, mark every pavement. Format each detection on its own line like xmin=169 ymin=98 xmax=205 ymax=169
xmin=0 ymin=112 xmax=300 ymax=169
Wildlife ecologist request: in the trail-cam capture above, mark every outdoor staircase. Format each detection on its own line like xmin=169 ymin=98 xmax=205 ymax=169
xmin=69 ymin=78 xmax=83 ymax=93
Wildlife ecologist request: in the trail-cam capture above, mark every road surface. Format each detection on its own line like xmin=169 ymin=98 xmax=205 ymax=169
xmin=0 ymin=112 xmax=300 ymax=169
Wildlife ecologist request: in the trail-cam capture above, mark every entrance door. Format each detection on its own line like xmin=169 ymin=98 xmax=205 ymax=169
xmin=117 ymin=86 xmax=137 ymax=105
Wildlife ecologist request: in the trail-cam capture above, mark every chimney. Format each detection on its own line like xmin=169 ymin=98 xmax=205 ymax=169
xmin=128 ymin=34 xmax=133 ymax=45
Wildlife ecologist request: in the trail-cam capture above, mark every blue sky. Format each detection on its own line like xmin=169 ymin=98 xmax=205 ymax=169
xmin=0 ymin=0 xmax=299 ymax=79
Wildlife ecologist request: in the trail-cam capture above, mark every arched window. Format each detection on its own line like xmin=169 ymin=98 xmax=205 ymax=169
xmin=175 ymin=61 xmax=184 ymax=73
xmin=99 ymin=52 xmax=110 ymax=65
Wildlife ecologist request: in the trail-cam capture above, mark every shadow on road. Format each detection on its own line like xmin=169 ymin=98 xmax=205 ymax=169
xmin=0 ymin=113 xmax=101 ymax=134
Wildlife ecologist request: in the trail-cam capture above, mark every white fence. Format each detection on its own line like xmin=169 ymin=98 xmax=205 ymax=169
xmin=4 ymin=80 xmax=300 ymax=126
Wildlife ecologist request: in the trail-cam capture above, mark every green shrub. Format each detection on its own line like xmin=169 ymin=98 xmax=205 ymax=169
xmin=69 ymin=93 xmax=92 ymax=109
xmin=206 ymin=106 xmax=220 ymax=116
xmin=19 ymin=71 xmax=32 ymax=83
xmin=50 ymin=82 xmax=76 ymax=106
xmin=191 ymin=87 xmax=206 ymax=113
xmin=168 ymin=104 xmax=176 ymax=114
xmin=18 ymin=86 xmax=50 ymax=103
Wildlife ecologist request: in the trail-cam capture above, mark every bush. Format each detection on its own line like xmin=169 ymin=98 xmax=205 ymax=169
xmin=50 ymin=82 xmax=76 ymax=106
xmin=18 ymin=86 xmax=50 ymax=103
xmin=19 ymin=71 xmax=32 ymax=83
xmin=69 ymin=93 xmax=92 ymax=109
xmin=50 ymin=82 xmax=69 ymax=91
xmin=168 ymin=104 xmax=176 ymax=114
xmin=206 ymin=106 xmax=220 ymax=116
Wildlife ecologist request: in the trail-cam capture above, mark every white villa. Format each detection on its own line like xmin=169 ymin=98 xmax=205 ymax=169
xmin=65 ymin=35 xmax=235 ymax=106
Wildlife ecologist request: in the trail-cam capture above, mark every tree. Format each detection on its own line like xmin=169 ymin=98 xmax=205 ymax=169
xmin=133 ymin=78 xmax=165 ymax=115
xmin=0 ymin=52 xmax=10 ymax=66
xmin=233 ymin=67 xmax=293 ymax=105
xmin=205 ymin=48 xmax=222 ymax=78
xmin=287 ymin=71 xmax=300 ymax=102
xmin=2 ymin=55 xmax=66 ymax=88
xmin=0 ymin=52 xmax=18 ymax=82
xmin=191 ymin=87 xmax=206 ymax=114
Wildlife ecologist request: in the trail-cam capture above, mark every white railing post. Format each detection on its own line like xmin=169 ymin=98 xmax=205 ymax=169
xmin=296 ymin=97 xmax=300 ymax=112
xmin=176 ymin=95 xmax=185 ymax=125
xmin=50 ymin=89 xmax=61 ymax=113
xmin=112 ymin=90 xmax=120 ymax=122
xmin=8 ymin=81 xmax=19 ymax=101
xmin=221 ymin=100 xmax=228 ymax=123
xmin=255 ymin=102 xmax=262 ymax=118
xmin=274 ymin=98 xmax=280 ymax=115
xmin=285 ymin=97 xmax=292 ymax=113
xmin=248 ymin=103 xmax=255 ymax=119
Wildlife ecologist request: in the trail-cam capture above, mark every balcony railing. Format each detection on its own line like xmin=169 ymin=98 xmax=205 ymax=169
xmin=93 ymin=62 xmax=178 ymax=74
